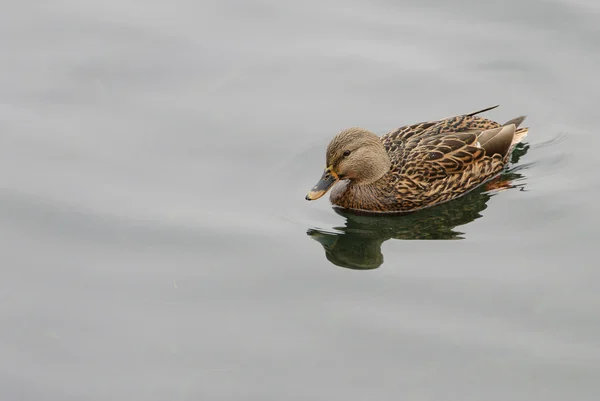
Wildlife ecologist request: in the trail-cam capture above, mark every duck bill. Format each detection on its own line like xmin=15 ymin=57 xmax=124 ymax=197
xmin=306 ymin=167 xmax=339 ymax=201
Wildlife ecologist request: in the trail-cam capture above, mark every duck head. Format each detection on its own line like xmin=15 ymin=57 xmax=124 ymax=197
xmin=306 ymin=128 xmax=391 ymax=201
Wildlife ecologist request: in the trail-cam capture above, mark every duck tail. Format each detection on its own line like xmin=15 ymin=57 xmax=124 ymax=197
xmin=503 ymin=115 xmax=527 ymax=129
xmin=503 ymin=116 xmax=528 ymax=146
xmin=511 ymin=127 xmax=528 ymax=147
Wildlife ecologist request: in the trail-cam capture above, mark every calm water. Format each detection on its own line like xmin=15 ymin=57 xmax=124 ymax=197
xmin=1 ymin=0 xmax=599 ymax=400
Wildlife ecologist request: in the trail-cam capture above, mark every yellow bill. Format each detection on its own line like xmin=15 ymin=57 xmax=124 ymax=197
xmin=306 ymin=166 xmax=339 ymax=200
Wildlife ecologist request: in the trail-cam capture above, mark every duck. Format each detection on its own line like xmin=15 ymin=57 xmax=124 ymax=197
xmin=305 ymin=105 xmax=528 ymax=214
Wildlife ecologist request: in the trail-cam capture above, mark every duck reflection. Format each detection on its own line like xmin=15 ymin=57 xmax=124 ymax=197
xmin=307 ymin=144 xmax=529 ymax=270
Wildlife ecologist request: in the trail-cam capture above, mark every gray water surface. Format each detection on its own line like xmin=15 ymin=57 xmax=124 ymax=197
xmin=1 ymin=0 xmax=599 ymax=400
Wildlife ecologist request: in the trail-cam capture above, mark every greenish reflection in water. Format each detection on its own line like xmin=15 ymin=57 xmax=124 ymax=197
xmin=307 ymin=144 xmax=530 ymax=270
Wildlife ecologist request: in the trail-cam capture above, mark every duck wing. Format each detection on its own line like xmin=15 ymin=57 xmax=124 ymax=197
xmin=398 ymin=124 xmax=520 ymax=182
xmin=382 ymin=106 xmax=501 ymax=146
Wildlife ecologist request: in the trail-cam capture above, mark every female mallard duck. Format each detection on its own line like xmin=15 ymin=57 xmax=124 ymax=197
xmin=305 ymin=105 xmax=528 ymax=213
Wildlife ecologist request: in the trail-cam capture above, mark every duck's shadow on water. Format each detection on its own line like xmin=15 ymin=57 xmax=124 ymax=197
xmin=307 ymin=144 xmax=530 ymax=270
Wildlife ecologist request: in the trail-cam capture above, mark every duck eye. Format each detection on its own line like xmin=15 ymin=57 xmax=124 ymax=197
xmin=343 ymin=150 xmax=351 ymax=157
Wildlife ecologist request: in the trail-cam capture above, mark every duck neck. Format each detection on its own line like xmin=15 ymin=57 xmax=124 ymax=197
xmin=330 ymin=175 xmax=391 ymax=211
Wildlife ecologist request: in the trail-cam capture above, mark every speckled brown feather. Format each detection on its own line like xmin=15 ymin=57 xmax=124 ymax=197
xmin=330 ymin=107 xmax=528 ymax=213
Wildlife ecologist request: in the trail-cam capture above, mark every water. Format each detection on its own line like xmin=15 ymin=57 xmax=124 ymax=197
xmin=1 ymin=0 xmax=599 ymax=400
